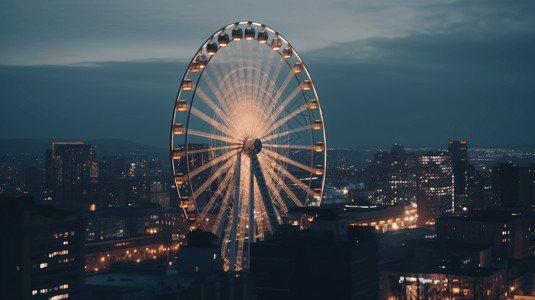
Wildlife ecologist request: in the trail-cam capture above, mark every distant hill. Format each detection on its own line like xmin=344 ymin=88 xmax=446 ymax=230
xmin=0 ymin=138 xmax=166 ymax=156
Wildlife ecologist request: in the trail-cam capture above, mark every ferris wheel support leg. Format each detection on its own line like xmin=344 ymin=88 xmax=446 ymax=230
xmin=251 ymin=153 xmax=279 ymax=235
xmin=229 ymin=152 xmax=242 ymax=271
xmin=247 ymin=158 xmax=255 ymax=269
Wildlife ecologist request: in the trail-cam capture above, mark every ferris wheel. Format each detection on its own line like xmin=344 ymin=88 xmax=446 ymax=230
xmin=171 ymin=21 xmax=326 ymax=271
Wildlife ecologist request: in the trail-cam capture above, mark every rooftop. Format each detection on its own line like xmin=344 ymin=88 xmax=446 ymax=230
xmin=381 ymin=259 xmax=502 ymax=277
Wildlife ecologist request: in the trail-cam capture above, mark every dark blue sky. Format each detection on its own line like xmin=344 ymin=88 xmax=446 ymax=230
xmin=1 ymin=0 xmax=534 ymax=148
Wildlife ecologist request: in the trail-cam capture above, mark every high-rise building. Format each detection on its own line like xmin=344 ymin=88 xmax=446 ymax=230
xmin=490 ymin=163 xmax=535 ymax=209
xmin=45 ymin=142 xmax=97 ymax=211
xmin=250 ymin=214 xmax=378 ymax=300
xmin=448 ymin=141 xmax=470 ymax=210
xmin=447 ymin=141 xmax=468 ymax=163
xmin=518 ymin=165 xmax=535 ymax=209
xmin=435 ymin=210 xmax=533 ymax=260
xmin=368 ymin=144 xmax=419 ymax=206
xmin=417 ymin=152 xmax=454 ymax=225
xmin=0 ymin=196 xmax=85 ymax=300
xmin=492 ymin=163 xmax=519 ymax=208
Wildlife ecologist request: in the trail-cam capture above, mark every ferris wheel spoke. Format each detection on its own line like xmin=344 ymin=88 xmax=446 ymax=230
xmin=267 ymin=87 xmax=304 ymax=128
xmin=262 ymin=89 xmax=305 ymax=138
xmin=250 ymin=44 xmax=265 ymax=135
xmin=197 ymin=161 xmax=236 ymax=224
xmin=224 ymin=44 xmax=245 ymax=101
xmin=193 ymin=156 xmax=235 ymax=202
xmin=186 ymin=144 xmax=240 ymax=156
xmin=252 ymin=45 xmax=267 ymax=104
xmin=202 ymin=70 xmax=239 ymax=120
xmin=259 ymin=161 xmax=289 ymax=213
xmin=187 ymin=129 xmax=239 ymax=144
xmin=256 ymin=50 xmax=275 ymax=105
xmin=235 ymin=40 xmax=247 ymax=99
xmin=264 ymin=104 xmax=308 ymax=137
xmin=214 ymin=54 xmax=242 ymax=109
xmin=188 ymin=149 xmax=238 ymax=178
xmin=202 ymin=72 xmax=238 ymax=121
xmin=265 ymin=71 xmax=295 ymax=114
xmin=275 ymin=171 xmax=304 ymax=207
xmin=260 ymin=57 xmax=285 ymax=107
xmin=216 ymin=83 xmax=263 ymax=140
xmin=190 ymin=106 xmax=233 ymax=137
xmin=262 ymin=148 xmax=315 ymax=176
xmin=253 ymin=184 xmax=276 ymax=233
xmin=213 ymin=172 xmax=236 ymax=237
xmin=247 ymin=41 xmax=254 ymax=100
xmin=261 ymin=125 xmax=310 ymax=143
xmin=201 ymin=71 xmax=225 ymax=102
xmin=265 ymin=165 xmax=304 ymax=208
xmin=262 ymin=155 xmax=311 ymax=204
xmin=279 ymin=178 xmax=306 ymax=207
xmin=274 ymin=161 xmax=315 ymax=198
xmin=253 ymin=52 xmax=276 ymax=131
xmin=195 ymin=88 xmax=234 ymax=128
xmin=208 ymin=60 xmax=235 ymax=111
xmin=263 ymin=144 xmax=313 ymax=150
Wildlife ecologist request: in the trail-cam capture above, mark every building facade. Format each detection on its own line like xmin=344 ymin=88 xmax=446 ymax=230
xmin=417 ymin=152 xmax=454 ymax=225
xmin=251 ymin=216 xmax=378 ymax=300
xmin=368 ymin=144 xmax=419 ymax=206
xmin=45 ymin=142 xmax=97 ymax=211
xmin=435 ymin=211 xmax=533 ymax=260
xmin=0 ymin=196 xmax=85 ymax=300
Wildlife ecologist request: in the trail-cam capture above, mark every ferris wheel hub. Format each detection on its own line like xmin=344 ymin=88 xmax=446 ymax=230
xmin=243 ymin=138 xmax=262 ymax=155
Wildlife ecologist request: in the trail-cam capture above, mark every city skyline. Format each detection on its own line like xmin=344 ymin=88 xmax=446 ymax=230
xmin=1 ymin=0 xmax=534 ymax=149
xmin=2 ymin=2 xmax=535 ymax=298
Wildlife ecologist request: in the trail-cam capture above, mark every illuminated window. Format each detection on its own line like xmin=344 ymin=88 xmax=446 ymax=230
xmin=40 ymin=263 xmax=48 ymax=269
xmin=32 ymin=290 xmax=38 ymax=295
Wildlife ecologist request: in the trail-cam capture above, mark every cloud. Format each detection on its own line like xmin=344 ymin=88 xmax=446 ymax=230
xmin=3 ymin=0 xmax=532 ymax=65
xmin=304 ymin=28 xmax=535 ymax=147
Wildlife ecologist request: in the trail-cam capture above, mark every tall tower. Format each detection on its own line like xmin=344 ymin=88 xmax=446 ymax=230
xmin=45 ymin=142 xmax=96 ymax=211
xmin=448 ymin=141 xmax=469 ymax=211
xmin=368 ymin=144 xmax=419 ymax=206
xmin=417 ymin=152 xmax=454 ymax=225
xmin=447 ymin=141 xmax=468 ymax=163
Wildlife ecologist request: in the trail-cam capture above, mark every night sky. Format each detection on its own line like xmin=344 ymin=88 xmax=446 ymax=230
xmin=1 ymin=0 xmax=534 ymax=149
